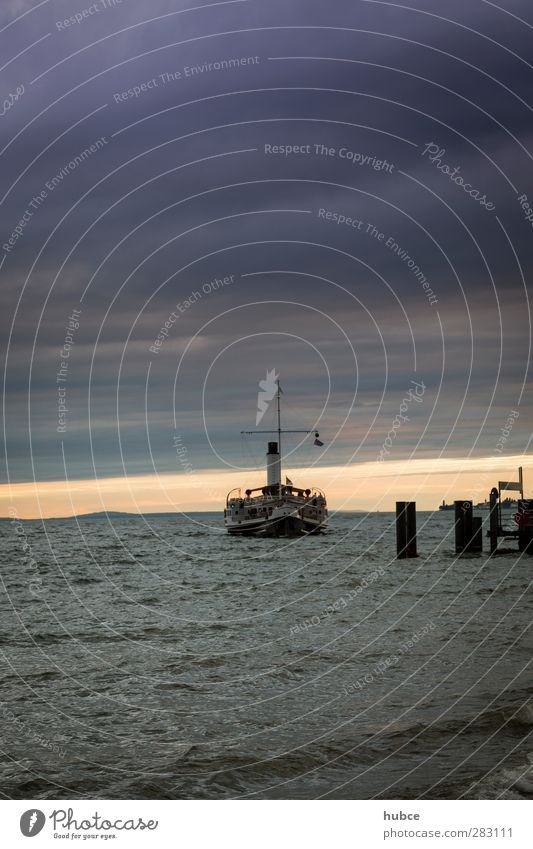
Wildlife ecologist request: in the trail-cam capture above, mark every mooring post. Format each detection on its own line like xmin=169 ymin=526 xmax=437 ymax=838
xmin=454 ymin=501 xmax=483 ymax=554
xmin=471 ymin=516 xmax=483 ymax=552
xmin=396 ymin=501 xmax=417 ymax=559
xmin=455 ymin=501 xmax=471 ymax=554
xmin=454 ymin=501 xmax=482 ymax=554
xmin=517 ymin=523 xmax=532 ymax=553
xmin=489 ymin=487 xmax=499 ymax=554
xmin=517 ymin=500 xmax=533 ymax=554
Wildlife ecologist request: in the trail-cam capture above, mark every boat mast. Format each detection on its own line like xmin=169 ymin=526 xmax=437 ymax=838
xmin=277 ymin=379 xmax=282 ymax=468
xmin=240 ymin=382 xmax=318 ymax=494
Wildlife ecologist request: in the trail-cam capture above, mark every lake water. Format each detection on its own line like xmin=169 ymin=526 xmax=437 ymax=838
xmin=1 ymin=510 xmax=532 ymax=799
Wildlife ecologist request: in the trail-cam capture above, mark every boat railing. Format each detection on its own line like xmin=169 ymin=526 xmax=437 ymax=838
xmin=227 ymin=490 xmax=326 ymax=509
xmin=226 ymin=487 xmax=242 ymax=506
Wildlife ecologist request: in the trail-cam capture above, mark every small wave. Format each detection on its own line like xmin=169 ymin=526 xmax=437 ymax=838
xmin=73 ymin=577 xmax=101 ymax=585
xmin=153 ymin=681 xmax=199 ymax=692
xmin=505 ymin=702 xmax=533 ymax=728
xmin=457 ymin=753 xmax=533 ymax=800
xmin=359 ymin=697 xmax=533 ymax=743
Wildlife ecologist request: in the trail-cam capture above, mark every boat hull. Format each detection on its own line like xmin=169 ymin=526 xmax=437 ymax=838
xmin=227 ymin=514 xmax=326 ymax=537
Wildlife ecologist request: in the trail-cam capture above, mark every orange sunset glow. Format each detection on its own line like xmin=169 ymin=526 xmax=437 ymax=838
xmin=3 ymin=454 xmax=531 ymax=519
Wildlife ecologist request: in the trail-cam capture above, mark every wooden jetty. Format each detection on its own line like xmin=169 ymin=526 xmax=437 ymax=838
xmin=396 ymin=467 xmax=532 ymax=557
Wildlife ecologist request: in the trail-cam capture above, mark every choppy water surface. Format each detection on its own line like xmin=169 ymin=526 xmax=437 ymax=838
xmin=1 ymin=511 xmax=532 ymax=799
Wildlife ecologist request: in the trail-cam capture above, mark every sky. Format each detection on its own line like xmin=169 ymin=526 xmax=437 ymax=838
xmin=1 ymin=0 xmax=532 ymax=517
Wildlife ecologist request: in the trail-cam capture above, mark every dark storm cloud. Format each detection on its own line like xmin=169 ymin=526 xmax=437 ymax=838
xmin=1 ymin=0 xmax=532 ymax=487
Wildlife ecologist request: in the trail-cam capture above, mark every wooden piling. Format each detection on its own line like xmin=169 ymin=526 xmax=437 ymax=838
xmin=517 ymin=525 xmax=533 ymax=553
xmin=396 ymin=501 xmax=418 ymax=559
xmin=454 ymin=501 xmax=472 ymax=554
xmin=455 ymin=501 xmax=482 ymax=553
xmin=489 ymin=487 xmax=499 ymax=554
xmin=517 ymin=500 xmax=533 ymax=554
xmin=471 ymin=516 xmax=483 ymax=552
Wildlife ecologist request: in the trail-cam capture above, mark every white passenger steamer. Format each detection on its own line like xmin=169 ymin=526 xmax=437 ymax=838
xmin=224 ymin=382 xmax=328 ymax=536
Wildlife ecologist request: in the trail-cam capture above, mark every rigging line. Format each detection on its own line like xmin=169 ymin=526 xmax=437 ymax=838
xmin=241 ymin=430 xmax=261 ymax=472
xmin=240 ymin=431 xmax=253 ymax=469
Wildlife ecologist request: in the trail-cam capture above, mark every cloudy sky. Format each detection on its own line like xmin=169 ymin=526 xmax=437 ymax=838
xmin=1 ymin=0 xmax=532 ymax=515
